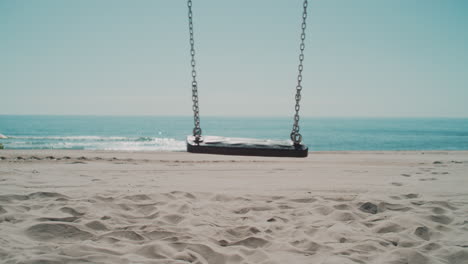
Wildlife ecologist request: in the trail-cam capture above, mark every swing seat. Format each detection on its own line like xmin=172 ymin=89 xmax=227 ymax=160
xmin=186 ymin=136 xmax=308 ymax=157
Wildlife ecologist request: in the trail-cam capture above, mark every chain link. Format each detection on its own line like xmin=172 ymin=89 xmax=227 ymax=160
xmin=291 ymin=0 xmax=308 ymax=145
xmin=187 ymin=0 xmax=202 ymax=141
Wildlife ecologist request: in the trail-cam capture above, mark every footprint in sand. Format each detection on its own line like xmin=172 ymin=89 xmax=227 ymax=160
xmin=430 ymin=201 xmax=458 ymax=211
xmin=374 ymin=222 xmax=405 ymax=234
xmin=226 ymin=226 xmax=261 ymax=239
xmin=380 ymin=202 xmax=412 ymax=212
xmin=0 ymin=194 xmax=29 ymax=203
xmin=162 ymin=214 xmax=185 ymax=225
xmin=313 ymin=205 xmax=334 ymax=216
xmin=28 ymin=192 xmax=68 ymax=200
xmin=101 ymin=230 xmax=145 ymax=241
xmin=379 ymin=248 xmax=433 ymax=263
xmin=290 ymin=239 xmax=329 ymax=253
xmin=144 ymin=230 xmax=177 ymax=240
xmin=169 ymin=191 xmax=196 ymax=200
xmin=422 ymin=242 xmax=442 ymax=251
xmin=85 ymin=220 xmax=109 ymax=231
xmin=333 ymin=204 xmax=351 ymax=210
xmin=359 ymin=202 xmax=378 ymax=214
xmin=402 ymin=193 xmax=419 ymax=199
xmin=401 ymin=174 xmax=411 ymax=177
xmin=37 ymin=216 xmax=78 ymax=222
xmin=414 ymin=226 xmax=431 ymax=241
xmin=229 ymin=237 xmax=269 ymax=249
xmin=419 ymin=168 xmax=433 ymax=172
xmin=60 ymin=207 xmax=84 ymax=216
xmin=266 ymin=216 xmax=288 ymax=223
xmin=428 ymin=214 xmax=453 ymax=225
xmin=233 ymin=206 xmax=273 ymax=214
xmin=391 ymin=182 xmax=404 ymax=186
xmin=289 ymin=198 xmax=317 ymax=203
xmin=330 ymin=211 xmax=357 ymax=221
xmin=123 ymin=194 xmax=151 ymax=201
xmin=26 ymin=223 xmax=93 ymax=242
xmin=134 ymin=244 xmax=173 ymax=260
xmin=420 ymin=178 xmax=438 ymax=181
xmin=431 ymin=207 xmax=446 ymax=214
xmin=186 ymin=243 xmax=239 ymax=264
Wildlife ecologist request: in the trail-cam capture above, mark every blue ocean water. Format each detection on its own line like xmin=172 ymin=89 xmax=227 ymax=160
xmin=0 ymin=115 xmax=467 ymax=151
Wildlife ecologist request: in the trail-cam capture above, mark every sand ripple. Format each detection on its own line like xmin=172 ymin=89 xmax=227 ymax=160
xmin=0 ymin=191 xmax=467 ymax=264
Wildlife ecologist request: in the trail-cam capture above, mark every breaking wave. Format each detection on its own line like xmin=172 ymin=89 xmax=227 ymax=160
xmin=3 ymin=136 xmax=185 ymax=151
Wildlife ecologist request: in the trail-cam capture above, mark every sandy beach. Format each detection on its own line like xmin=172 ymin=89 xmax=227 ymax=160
xmin=0 ymin=150 xmax=467 ymax=264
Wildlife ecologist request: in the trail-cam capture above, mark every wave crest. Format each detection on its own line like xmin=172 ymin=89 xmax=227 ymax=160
xmin=2 ymin=136 xmax=185 ymax=151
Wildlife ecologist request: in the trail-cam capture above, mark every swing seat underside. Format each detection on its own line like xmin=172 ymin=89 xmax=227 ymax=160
xmin=186 ymin=136 xmax=308 ymax=158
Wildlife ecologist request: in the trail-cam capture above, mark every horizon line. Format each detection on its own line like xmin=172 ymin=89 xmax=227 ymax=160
xmin=1 ymin=114 xmax=468 ymax=119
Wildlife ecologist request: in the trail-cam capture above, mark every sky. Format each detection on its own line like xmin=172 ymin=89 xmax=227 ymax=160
xmin=1 ymin=0 xmax=467 ymax=117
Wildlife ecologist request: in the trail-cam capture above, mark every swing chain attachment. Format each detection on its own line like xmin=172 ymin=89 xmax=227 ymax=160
xmin=188 ymin=0 xmax=202 ymax=142
xmin=291 ymin=0 xmax=308 ymax=145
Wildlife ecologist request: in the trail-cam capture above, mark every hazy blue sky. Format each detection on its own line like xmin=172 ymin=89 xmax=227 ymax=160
xmin=1 ymin=0 xmax=467 ymax=117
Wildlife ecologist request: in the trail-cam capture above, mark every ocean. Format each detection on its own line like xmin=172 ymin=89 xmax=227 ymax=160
xmin=0 ymin=115 xmax=467 ymax=151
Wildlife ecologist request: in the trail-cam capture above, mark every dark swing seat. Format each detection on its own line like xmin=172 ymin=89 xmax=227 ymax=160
xmin=186 ymin=136 xmax=308 ymax=157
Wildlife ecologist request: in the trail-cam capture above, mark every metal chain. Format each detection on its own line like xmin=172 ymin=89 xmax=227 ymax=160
xmin=188 ymin=0 xmax=202 ymax=141
xmin=291 ymin=0 xmax=308 ymax=145
xmin=188 ymin=0 xmax=307 ymax=145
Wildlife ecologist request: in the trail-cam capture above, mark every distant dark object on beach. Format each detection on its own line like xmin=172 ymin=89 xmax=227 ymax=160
xmin=0 ymin=143 xmax=4 ymax=149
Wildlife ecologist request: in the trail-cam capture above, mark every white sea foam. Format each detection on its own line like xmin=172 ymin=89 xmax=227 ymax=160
xmin=4 ymin=136 xmax=186 ymax=151
xmin=11 ymin=136 xmax=129 ymax=141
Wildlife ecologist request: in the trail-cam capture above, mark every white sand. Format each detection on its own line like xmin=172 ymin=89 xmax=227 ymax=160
xmin=0 ymin=150 xmax=467 ymax=264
